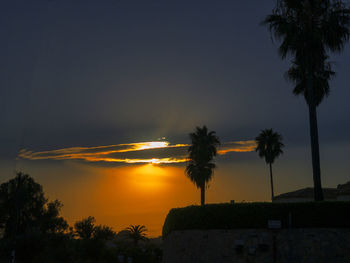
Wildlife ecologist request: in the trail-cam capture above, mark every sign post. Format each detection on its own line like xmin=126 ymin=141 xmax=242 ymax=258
xmin=268 ymin=220 xmax=281 ymax=263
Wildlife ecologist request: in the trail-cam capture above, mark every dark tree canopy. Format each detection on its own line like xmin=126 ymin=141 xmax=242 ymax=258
xmin=186 ymin=126 xmax=220 ymax=206
xmin=125 ymin=224 xmax=147 ymax=246
xmin=263 ymin=0 xmax=350 ymax=105
xmin=255 ymin=129 xmax=284 ymax=200
xmin=0 ymin=173 xmax=69 ymax=263
xmin=186 ymin=126 xmax=220 ymax=190
xmin=0 ymin=172 xmax=68 ymax=238
xmin=263 ymin=0 xmax=350 ymax=201
xmin=74 ymin=216 xmax=96 ymax=240
xmin=74 ymin=216 xmax=116 ymax=241
xmin=255 ymin=129 xmax=284 ymax=165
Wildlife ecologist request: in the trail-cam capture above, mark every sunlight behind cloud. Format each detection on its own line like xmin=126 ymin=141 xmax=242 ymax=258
xmin=136 ymin=141 xmax=169 ymax=150
xmin=18 ymin=140 xmax=256 ymax=164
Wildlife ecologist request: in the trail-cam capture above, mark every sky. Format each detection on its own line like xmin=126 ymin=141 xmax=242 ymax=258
xmin=1 ymin=0 xmax=350 ymax=236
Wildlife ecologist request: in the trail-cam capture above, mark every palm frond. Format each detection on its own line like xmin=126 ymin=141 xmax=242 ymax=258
xmin=186 ymin=126 xmax=220 ymax=189
xmin=255 ymin=129 xmax=284 ymax=164
xmin=263 ymin=0 xmax=350 ymax=106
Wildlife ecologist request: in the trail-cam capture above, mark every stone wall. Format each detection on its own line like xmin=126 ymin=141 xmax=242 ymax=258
xmin=163 ymin=228 xmax=350 ymax=263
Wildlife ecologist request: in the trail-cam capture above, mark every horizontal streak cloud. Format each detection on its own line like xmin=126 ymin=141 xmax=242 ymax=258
xmin=18 ymin=140 xmax=256 ymax=164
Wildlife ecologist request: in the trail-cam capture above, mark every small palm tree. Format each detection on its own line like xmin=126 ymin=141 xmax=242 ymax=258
xmin=74 ymin=216 xmax=96 ymax=240
xmin=186 ymin=126 xmax=220 ymax=206
xmin=125 ymin=224 xmax=147 ymax=246
xmin=256 ymin=129 xmax=284 ymax=201
xmin=263 ymin=0 xmax=350 ymax=201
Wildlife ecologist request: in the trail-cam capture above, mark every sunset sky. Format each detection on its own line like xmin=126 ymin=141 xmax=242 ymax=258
xmin=1 ymin=0 xmax=350 ymax=236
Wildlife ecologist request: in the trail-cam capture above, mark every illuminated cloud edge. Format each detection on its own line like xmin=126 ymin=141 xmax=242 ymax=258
xmin=18 ymin=140 xmax=256 ymax=164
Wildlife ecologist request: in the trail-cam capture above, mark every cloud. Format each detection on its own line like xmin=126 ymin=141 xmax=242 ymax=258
xmin=18 ymin=140 xmax=256 ymax=164
xmin=217 ymin=140 xmax=257 ymax=154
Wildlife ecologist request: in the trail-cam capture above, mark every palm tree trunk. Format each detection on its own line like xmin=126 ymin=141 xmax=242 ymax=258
xmin=307 ymin=73 xmax=324 ymax=201
xmin=308 ymin=103 xmax=324 ymax=201
xmin=200 ymin=183 xmax=205 ymax=206
xmin=269 ymin=163 xmax=274 ymax=201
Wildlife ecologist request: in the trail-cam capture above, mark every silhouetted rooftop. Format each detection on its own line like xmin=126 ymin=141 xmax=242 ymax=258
xmin=275 ymin=187 xmax=338 ymax=200
xmin=337 ymin=181 xmax=350 ymax=194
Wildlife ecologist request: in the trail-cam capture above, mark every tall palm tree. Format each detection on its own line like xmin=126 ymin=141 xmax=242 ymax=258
xmin=263 ymin=0 xmax=350 ymax=201
xmin=125 ymin=224 xmax=147 ymax=246
xmin=256 ymin=129 xmax=284 ymax=201
xmin=186 ymin=126 xmax=220 ymax=206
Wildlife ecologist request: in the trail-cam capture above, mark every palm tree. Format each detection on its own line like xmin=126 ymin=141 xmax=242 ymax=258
xmin=256 ymin=129 xmax=284 ymax=201
xmin=186 ymin=126 xmax=220 ymax=206
xmin=125 ymin=224 xmax=147 ymax=246
xmin=263 ymin=0 xmax=350 ymax=201
xmin=74 ymin=216 xmax=96 ymax=240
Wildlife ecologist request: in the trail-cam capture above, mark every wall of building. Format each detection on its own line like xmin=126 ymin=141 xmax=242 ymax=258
xmin=337 ymin=195 xmax=350 ymax=201
xmin=163 ymin=228 xmax=350 ymax=263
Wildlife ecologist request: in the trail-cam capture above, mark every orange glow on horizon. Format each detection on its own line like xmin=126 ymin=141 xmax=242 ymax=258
xmin=61 ymin=163 xmax=197 ymax=237
xmin=19 ymin=156 xmax=268 ymax=237
xmin=129 ymin=164 xmax=172 ymax=191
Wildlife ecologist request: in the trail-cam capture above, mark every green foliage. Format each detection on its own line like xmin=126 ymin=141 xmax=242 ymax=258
xmin=162 ymin=202 xmax=350 ymax=237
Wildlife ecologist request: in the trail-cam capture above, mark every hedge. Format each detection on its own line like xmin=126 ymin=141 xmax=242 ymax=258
xmin=162 ymin=202 xmax=350 ymax=237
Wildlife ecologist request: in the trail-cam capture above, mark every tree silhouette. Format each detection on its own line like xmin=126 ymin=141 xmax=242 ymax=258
xmin=74 ymin=216 xmax=115 ymax=240
xmin=256 ymin=129 xmax=284 ymax=201
xmin=74 ymin=216 xmax=96 ymax=240
xmin=0 ymin=172 xmax=68 ymax=262
xmin=263 ymin=0 xmax=350 ymax=201
xmin=93 ymin=225 xmax=116 ymax=240
xmin=186 ymin=126 xmax=220 ymax=206
xmin=0 ymin=172 xmax=68 ymax=237
xmin=125 ymin=224 xmax=147 ymax=246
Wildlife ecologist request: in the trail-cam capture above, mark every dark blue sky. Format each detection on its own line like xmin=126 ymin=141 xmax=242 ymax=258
xmin=1 ymin=0 xmax=350 ymax=189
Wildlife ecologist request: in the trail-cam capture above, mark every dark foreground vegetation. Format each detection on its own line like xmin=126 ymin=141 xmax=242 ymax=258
xmin=163 ymin=202 xmax=350 ymax=237
xmin=0 ymin=173 xmax=162 ymax=263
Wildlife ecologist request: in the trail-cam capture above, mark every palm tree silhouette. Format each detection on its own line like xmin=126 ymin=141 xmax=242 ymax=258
xmin=125 ymin=224 xmax=147 ymax=246
xmin=186 ymin=126 xmax=220 ymax=206
xmin=263 ymin=0 xmax=350 ymax=201
xmin=74 ymin=216 xmax=96 ymax=240
xmin=256 ymin=129 xmax=284 ymax=201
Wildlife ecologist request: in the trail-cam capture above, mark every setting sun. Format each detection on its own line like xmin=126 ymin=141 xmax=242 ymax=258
xmin=136 ymin=141 xmax=170 ymax=151
xmin=131 ymin=164 xmax=171 ymax=191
